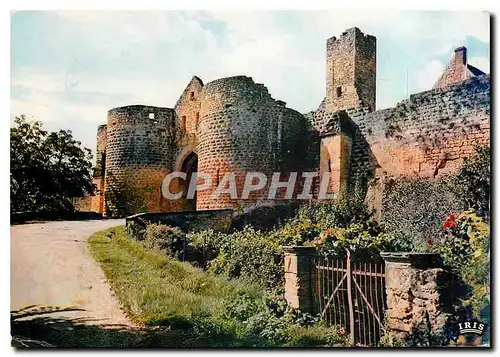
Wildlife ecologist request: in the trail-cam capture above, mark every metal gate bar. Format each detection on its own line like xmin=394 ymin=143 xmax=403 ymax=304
xmin=314 ymin=249 xmax=386 ymax=346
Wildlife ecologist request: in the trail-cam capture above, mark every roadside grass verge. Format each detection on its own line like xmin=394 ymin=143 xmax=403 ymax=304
xmin=88 ymin=226 xmax=346 ymax=347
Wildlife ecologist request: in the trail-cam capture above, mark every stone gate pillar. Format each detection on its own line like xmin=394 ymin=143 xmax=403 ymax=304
xmin=381 ymin=252 xmax=456 ymax=340
xmin=283 ymin=246 xmax=316 ymax=313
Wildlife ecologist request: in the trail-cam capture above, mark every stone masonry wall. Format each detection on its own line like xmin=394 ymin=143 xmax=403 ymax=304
xmin=354 ymin=30 xmax=377 ymax=112
xmin=104 ymin=105 xmax=176 ymax=216
xmin=320 ymin=134 xmax=352 ymax=194
xmin=91 ymin=124 xmax=107 ymax=213
xmin=94 ymin=124 xmax=108 ymax=177
xmin=345 ymin=75 xmax=490 ymax=183
xmin=279 ymin=107 xmax=313 ymax=172
xmin=382 ymin=253 xmax=458 ymax=341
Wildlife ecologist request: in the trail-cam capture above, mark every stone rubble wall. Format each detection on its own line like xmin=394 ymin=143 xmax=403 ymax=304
xmin=173 ymin=76 xmax=203 ymax=150
xmin=347 ymin=75 xmax=490 ymax=182
xmin=314 ymin=75 xmax=490 ymax=193
xmin=384 ymin=257 xmax=457 ymax=340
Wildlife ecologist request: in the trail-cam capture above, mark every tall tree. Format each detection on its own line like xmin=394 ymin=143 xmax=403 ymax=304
xmin=10 ymin=115 xmax=94 ymax=212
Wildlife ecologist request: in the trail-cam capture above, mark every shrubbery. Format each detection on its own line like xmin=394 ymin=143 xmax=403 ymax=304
xmin=381 ymin=146 xmax=490 ymax=322
xmin=424 ymin=210 xmax=490 ymax=318
xmin=212 ymin=291 xmax=346 ymax=346
xmin=144 ymin=187 xmax=408 ymax=289
xmin=144 ymin=224 xmax=187 ymax=259
xmin=190 ymin=226 xmax=284 ymax=287
xmin=456 ymin=146 xmax=490 ymax=220
xmin=381 ymin=176 xmax=465 ymax=250
xmin=186 ymin=188 xmax=388 ymax=288
xmin=381 ymin=145 xmax=490 ymax=251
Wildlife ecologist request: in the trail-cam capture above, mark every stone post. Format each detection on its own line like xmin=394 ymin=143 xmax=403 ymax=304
xmin=283 ymin=246 xmax=316 ymax=313
xmin=381 ymin=252 xmax=455 ymax=340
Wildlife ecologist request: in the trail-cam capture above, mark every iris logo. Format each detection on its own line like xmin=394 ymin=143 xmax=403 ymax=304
xmin=457 ymin=321 xmax=487 ymax=335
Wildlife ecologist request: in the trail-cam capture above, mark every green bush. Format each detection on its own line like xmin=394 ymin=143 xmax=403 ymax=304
xmin=381 ymin=177 xmax=465 ymax=250
xmin=144 ymin=223 xmax=187 ymax=259
xmin=290 ymin=186 xmax=370 ymax=230
xmin=187 ymin=187 xmax=408 ymax=288
xmin=189 ymin=226 xmax=284 ymax=288
xmin=212 ymin=291 xmax=346 ymax=347
xmin=312 ymin=223 xmax=390 ymax=262
xmin=262 ymin=186 xmax=373 ymax=248
xmin=125 ymin=219 xmax=146 ymax=240
xmin=456 ymin=146 xmax=490 ymax=220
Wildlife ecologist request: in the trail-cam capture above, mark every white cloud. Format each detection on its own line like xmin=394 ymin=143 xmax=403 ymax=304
xmin=416 ymin=60 xmax=445 ymax=92
xmin=469 ymin=57 xmax=490 ymax=74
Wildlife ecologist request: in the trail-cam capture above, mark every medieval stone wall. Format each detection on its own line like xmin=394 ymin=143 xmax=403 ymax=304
xmin=346 ymin=75 xmax=490 ymax=182
xmin=280 ymin=107 xmax=315 ymax=172
xmin=104 ymin=105 xmax=176 ymax=216
xmin=94 ymin=124 xmax=108 ymax=176
xmin=354 ymin=30 xmax=377 ymax=111
xmin=91 ymin=124 xmax=107 ymax=213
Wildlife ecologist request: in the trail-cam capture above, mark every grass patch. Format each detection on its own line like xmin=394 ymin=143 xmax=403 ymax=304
xmin=89 ymin=227 xmax=256 ymax=327
xmin=88 ymin=226 xmax=346 ymax=347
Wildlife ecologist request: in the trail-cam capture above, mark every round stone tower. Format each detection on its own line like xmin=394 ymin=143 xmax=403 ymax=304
xmin=197 ymin=76 xmax=284 ymax=210
xmin=104 ymin=105 xmax=176 ymax=216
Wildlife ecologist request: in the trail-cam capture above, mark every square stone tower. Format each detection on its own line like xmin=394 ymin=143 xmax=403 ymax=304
xmin=325 ymin=27 xmax=376 ymax=113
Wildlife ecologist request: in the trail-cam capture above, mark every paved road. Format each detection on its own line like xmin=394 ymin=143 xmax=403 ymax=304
xmin=11 ymin=219 xmax=129 ymax=326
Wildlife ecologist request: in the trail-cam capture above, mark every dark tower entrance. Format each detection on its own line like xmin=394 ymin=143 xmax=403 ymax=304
xmin=180 ymin=152 xmax=198 ymax=211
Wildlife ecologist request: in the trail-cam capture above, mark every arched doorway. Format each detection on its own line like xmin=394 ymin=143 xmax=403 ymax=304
xmin=180 ymin=152 xmax=198 ymax=211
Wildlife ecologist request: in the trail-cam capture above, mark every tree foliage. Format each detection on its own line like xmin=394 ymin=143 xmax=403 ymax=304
xmin=10 ymin=115 xmax=94 ymax=212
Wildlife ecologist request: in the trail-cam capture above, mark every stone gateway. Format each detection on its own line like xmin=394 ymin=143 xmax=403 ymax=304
xmin=86 ymin=27 xmax=489 ymax=217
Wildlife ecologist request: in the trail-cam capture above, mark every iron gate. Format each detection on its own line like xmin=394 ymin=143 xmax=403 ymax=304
xmin=314 ymin=250 xmax=387 ymax=346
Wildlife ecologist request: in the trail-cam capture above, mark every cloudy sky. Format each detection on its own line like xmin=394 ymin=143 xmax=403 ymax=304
xmin=10 ymin=10 xmax=490 ymax=160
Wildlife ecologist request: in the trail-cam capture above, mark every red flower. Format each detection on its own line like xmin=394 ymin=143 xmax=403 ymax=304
xmin=448 ymin=214 xmax=456 ymax=221
xmin=443 ymin=220 xmax=457 ymax=230
xmin=426 ymin=238 xmax=433 ymax=246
